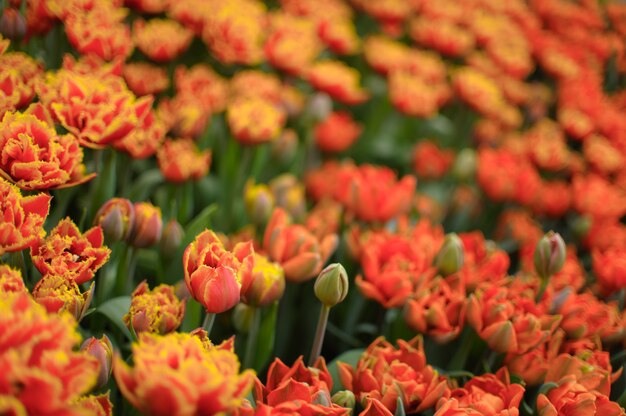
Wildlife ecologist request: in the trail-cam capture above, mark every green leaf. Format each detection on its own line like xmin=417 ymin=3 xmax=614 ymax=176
xmin=327 ymin=348 xmax=364 ymax=394
xmin=96 ymin=296 xmax=132 ymax=341
xmin=182 ymin=298 xmax=203 ymax=332
xmin=126 ymin=169 xmax=163 ymax=201
xmin=254 ymin=302 xmax=279 ymax=372
xmin=183 ymin=204 xmax=218 ymax=246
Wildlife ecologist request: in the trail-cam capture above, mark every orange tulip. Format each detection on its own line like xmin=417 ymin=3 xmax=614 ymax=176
xmin=114 ymin=331 xmax=255 ymax=415
xmin=466 ymin=280 xmax=562 ymax=355
xmin=0 ymin=291 xmax=101 ymax=414
xmin=314 ymin=111 xmax=362 ymax=153
xmin=0 ymin=105 xmax=94 ymax=190
xmin=252 ymin=356 xmax=348 ymax=415
xmin=124 ymin=280 xmax=186 ymax=335
xmin=31 ymin=218 xmax=111 ymax=285
xmin=32 ymin=274 xmax=95 ymax=321
xmin=157 ymin=138 xmax=212 ymax=183
xmin=338 ymin=336 xmax=450 ymax=414
xmin=133 ymin=19 xmax=193 ymax=62
xmin=537 ymin=376 xmax=625 ymax=416
xmin=434 ymin=368 xmax=525 ymax=416
xmin=0 ymin=177 xmax=51 ymax=255
xmin=263 ymin=208 xmax=338 ymax=283
xmin=0 ymin=264 xmax=26 ymax=293
xmin=183 ymin=230 xmax=248 ymax=313
xmin=64 ymin=2 xmax=133 ymax=61
xmin=307 ymin=60 xmax=369 ymax=105
xmin=38 ymin=69 xmax=140 ymax=149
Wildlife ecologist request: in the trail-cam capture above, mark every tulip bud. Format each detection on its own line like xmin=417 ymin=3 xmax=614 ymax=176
xmin=128 ymin=202 xmax=162 ymax=248
xmin=306 ymin=92 xmax=332 ymax=122
xmin=314 ymin=263 xmax=349 ymax=307
xmin=80 ymin=335 xmax=113 ymax=389
xmin=534 ymin=231 xmax=566 ymax=280
xmin=244 ymin=182 xmax=275 ymax=226
xmin=570 ymin=215 xmax=591 ymax=240
xmin=0 ymin=8 xmax=26 ymax=41
xmin=160 ymin=219 xmax=184 ymax=257
xmin=332 ymin=390 xmax=355 ymax=410
xmin=232 ymin=303 xmax=254 ymax=333
xmin=271 ymin=129 xmax=298 ymax=164
xmin=452 ymin=149 xmax=477 ymax=181
xmin=435 ymin=233 xmax=464 ymax=276
xmin=94 ymin=198 xmax=135 ymax=243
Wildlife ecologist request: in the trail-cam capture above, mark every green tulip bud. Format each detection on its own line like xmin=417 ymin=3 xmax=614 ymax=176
xmin=314 ymin=263 xmax=349 ymax=307
xmin=332 ymin=390 xmax=355 ymax=411
xmin=435 ymin=233 xmax=464 ymax=276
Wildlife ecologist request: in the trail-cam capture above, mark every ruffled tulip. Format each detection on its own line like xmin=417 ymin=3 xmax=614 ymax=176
xmin=31 ymin=218 xmax=111 ymax=285
xmin=338 ymin=336 xmax=450 ymax=414
xmin=0 ymin=177 xmax=50 ymax=255
xmin=124 ymin=280 xmax=186 ymax=335
xmin=0 ymin=105 xmax=94 ymax=190
xmin=114 ymin=330 xmax=255 ymax=415
xmin=0 ymin=291 xmax=101 ymax=415
xmin=32 ymin=274 xmax=94 ymax=321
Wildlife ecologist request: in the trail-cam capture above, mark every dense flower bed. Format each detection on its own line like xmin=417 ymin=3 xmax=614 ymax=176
xmin=2 ymin=0 xmax=626 ymax=414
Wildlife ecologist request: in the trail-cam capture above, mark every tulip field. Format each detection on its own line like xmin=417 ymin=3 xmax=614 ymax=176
xmin=4 ymin=0 xmax=626 ymax=415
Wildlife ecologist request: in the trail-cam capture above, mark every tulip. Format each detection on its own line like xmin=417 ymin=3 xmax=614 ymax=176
xmin=124 ymin=280 xmax=186 ymax=335
xmin=534 ymin=231 xmax=566 ymax=280
xmin=183 ymin=230 xmax=245 ymax=314
xmin=435 ymin=233 xmax=465 ymax=276
xmin=32 ymin=274 xmax=95 ymax=322
xmin=314 ymin=263 xmax=349 ymax=307
xmin=244 ymin=182 xmax=275 ymax=226
xmin=30 ymin=218 xmax=111 ymax=285
xmin=128 ymin=202 xmax=163 ymax=248
xmin=310 ymin=264 xmax=349 ymax=366
xmin=114 ymin=331 xmax=255 ymax=415
xmin=81 ymin=335 xmax=113 ymax=389
xmin=94 ymin=198 xmax=135 ymax=243
xmin=160 ymin=219 xmax=184 ymax=258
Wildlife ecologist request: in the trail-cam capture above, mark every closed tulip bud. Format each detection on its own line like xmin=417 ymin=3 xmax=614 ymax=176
xmin=452 ymin=148 xmax=477 ymax=181
xmin=307 ymin=92 xmax=333 ymax=122
xmin=160 ymin=219 xmax=184 ymax=257
xmin=244 ymin=182 xmax=275 ymax=226
xmin=314 ymin=263 xmax=349 ymax=307
xmin=271 ymin=129 xmax=298 ymax=164
xmin=570 ymin=215 xmax=591 ymax=240
xmin=332 ymin=390 xmax=355 ymax=410
xmin=534 ymin=231 xmax=566 ymax=280
xmin=0 ymin=8 xmax=26 ymax=41
xmin=232 ymin=303 xmax=254 ymax=333
xmin=81 ymin=335 xmax=113 ymax=389
xmin=94 ymin=198 xmax=135 ymax=243
xmin=128 ymin=202 xmax=162 ymax=248
xmin=435 ymin=233 xmax=464 ymax=276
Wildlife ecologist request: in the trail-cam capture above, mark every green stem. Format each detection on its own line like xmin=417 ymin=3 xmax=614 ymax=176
xmin=202 ymin=312 xmax=216 ymax=335
xmin=309 ymin=304 xmax=331 ymax=366
xmin=536 ymin=278 xmax=549 ymax=303
xmin=9 ymin=250 xmax=27 ymax=285
xmin=114 ymin=246 xmax=137 ymax=296
xmin=448 ymin=326 xmax=478 ymax=371
xmin=243 ymin=306 xmax=261 ymax=370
